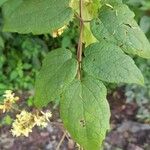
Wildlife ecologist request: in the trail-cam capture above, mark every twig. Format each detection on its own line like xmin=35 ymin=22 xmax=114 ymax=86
xmin=11 ymin=106 xmax=21 ymax=112
xmin=56 ymin=132 xmax=66 ymax=150
xmin=75 ymin=13 xmax=91 ymax=23
xmin=77 ymin=0 xmax=84 ymax=80
xmin=51 ymin=121 xmax=63 ymax=126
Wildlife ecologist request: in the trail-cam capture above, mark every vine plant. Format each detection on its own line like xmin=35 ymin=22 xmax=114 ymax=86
xmin=1 ymin=0 xmax=150 ymax=149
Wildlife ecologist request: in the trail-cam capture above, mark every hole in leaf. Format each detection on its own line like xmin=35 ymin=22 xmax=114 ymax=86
xmin=95 ymin=21 xmax=100 ymax=25
xmin=80 ymin=119 xmax=86 ymax=127
xmin=123 ymin=23 xmax=132 ymax=28
xmin=119 ymin=43 xmax=123 ymax=48
xmin=93 ymin=58 xmax=96 ymax=62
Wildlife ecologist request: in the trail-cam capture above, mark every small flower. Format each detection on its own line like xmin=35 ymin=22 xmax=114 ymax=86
xmin=11 ymin=110 xmax=35 ymax=137
xmin=0 ymin=105 xmax=6 ymax=113
xmin=3 ymin=90 xmax=19 ymax=102
xmin=52 ymin=25 xmax=67 ymax=38
xmin=0 ymin=90 xmax=19 ymax=113
xmin=11 ymin=110 xmax=52 ymax=137
xmin=41 ymin=110 xmax=52 ymax=121
xmin=34 ymin=116 xmax=48 ymax=128
xmin=0 ymin=103 xmax=11 ymax=113
xmin=34 ymin=110 xmax=52 ymax=128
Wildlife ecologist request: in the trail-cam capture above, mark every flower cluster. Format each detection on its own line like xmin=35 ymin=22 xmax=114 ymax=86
xmin=0 ymin=90 xmax=52 ymax=137
xmin=11 ymin=110 xmax=52 ymax=137
xmin=0 ymin=90 xmax=19 ymax=113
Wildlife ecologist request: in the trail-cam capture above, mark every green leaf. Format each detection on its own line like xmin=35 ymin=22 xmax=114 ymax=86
xmin=70 ymin=0 xmax=101 ymax=17
xmin=34 ymin=48 xmax=78 ymax=107
xmin=0 ymin=0 xmax=8 ymax=7
xmin=101 ymin=0 xmax=122 ymax=5
xmin=2 ymin=0 xmax=73 ymax=34
xmin=140 ymin=16 xmax=150 ymax=34
xmin=2 ymin=115 xmax=13 ymax=125
xmin=60 ymin=76 xmax=110 ymax=150
xmin=91 ymin=3 xmax=150 ymax=58
xmin=0 ymin=36 xmax=4 ymax=48
xmin=83 ymin=41 xmax=144 ymax=85
xmin=83 ymin=24 xmax=98 ymax=46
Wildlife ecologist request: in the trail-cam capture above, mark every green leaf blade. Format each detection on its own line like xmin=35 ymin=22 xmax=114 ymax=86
xmin=2 ymin=0 xmax=73 ymax=34
xmin=60 ymin=76 xmax=110 ymax=150
xmin=0 ymin=0 xmax=8 ymax=7
xmin=101 ymin=0 xmax=123 ymax=5
xmin=34 ymin=48 xmax=78 ymax=108
xmin=91 ymin=3 xmax=150 ymax=58
xmin=0 ymin=36 xmax=4 ymax=48
xmin=83 ymin=42 xmax=144 ymax=85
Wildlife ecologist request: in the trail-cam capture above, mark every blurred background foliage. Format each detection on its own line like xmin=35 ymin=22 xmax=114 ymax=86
xmin=0 ymin=0 xmax=150 ymax=121
xmin=123 ymin=0 xmax=150 ymax=122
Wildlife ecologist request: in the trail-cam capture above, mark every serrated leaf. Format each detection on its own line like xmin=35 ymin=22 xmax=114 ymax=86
xmin=2 ymin=0 xmax=73 ymax=34
xmin=91 ymin=3 xmax=150 ymax=58
xmin=60 ymin=76 xmax=110 ymax=150
xmin=83 ymin=42 xmax=144 ymax=85
xmin=34 ymin=48 xmax=78 ymax=107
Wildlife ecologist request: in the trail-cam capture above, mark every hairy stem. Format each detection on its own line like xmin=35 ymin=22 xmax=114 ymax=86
xmin=77 ymin=0 xmax=84 ymax=80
